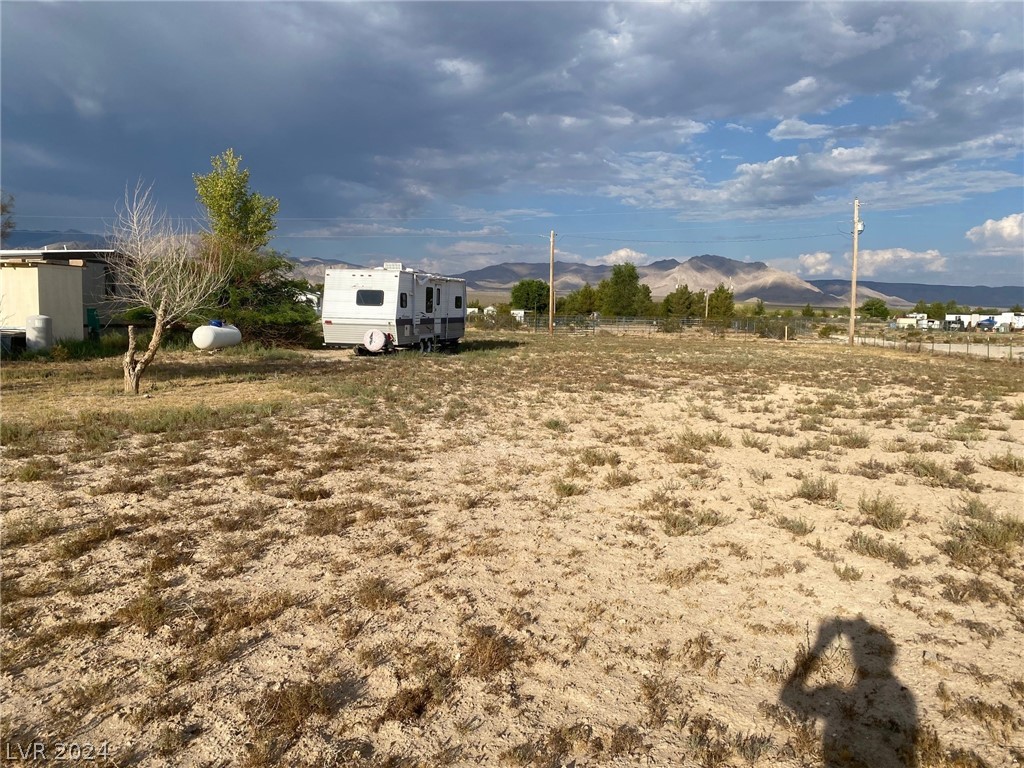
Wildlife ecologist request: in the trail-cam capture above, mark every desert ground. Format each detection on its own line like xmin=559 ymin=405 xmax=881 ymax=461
xmin=1 ymin=330 xmax=1022 ymax=767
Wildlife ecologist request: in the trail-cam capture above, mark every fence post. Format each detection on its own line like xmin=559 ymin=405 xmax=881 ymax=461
xmin=987 ymin=339 xmax=990 ymax=359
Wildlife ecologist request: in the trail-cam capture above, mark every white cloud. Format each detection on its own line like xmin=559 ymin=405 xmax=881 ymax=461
xmin=435 ymin=57 xmax=484 ymax=90
xmin=725 ymin=122 xmax=752 ymax=133
xmin=965 ymin=212 xmax=1023 ymax=255
xmin=3 ymin=141 xmax=65 ymax=170
xmin=768 ymin=119 xmax=832 ymax=141
xmin=798 ymin=251 xmax=834 ymax=276
xmin=784 ymin=76 xmax=818 ymax=97
xmin=420 ymin=240 xmax=547 ymax=273
xmin=857 ymin=248 xmax=946 ymax=277
xmin=595 ymin=247 xmax=649 ymax=266
xmin=72 ymin=93 xmax=104 ymax=118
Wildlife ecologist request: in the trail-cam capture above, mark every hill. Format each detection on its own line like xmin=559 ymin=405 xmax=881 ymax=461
xmin=455 ymin=255 xmax=910 ymax=307
xmin=808 ymin=280 xmax=1024 ymax=309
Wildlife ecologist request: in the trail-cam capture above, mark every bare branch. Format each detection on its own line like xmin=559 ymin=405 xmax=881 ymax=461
xmin=108 ymin=181 xmax=231 ymax=327
xmin=108 ymin=181 xmax=233 ymax=394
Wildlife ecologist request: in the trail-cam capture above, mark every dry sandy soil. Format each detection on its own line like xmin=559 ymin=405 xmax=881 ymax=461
xmin=2 ymin=330 xmax=1023 ymax=767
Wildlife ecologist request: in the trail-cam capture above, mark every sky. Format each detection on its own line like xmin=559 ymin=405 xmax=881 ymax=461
xmin=2 ymin=1 xmax=1023 ymax=285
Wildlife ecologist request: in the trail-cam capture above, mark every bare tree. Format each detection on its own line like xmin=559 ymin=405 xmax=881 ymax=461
xmin=109 ymin=182 xmax=230 ymax=394
xmin=1 ymin=190 xmax=14 ymax=245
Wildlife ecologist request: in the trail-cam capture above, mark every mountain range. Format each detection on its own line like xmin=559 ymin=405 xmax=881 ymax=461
xmin=289 ymin=254 xmax=1023 ymax=308
xmin=4 ymin=230 xmax=1021 ymax=308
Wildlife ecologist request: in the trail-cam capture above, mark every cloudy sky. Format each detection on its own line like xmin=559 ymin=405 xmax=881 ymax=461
xmin=2 ymin=1 xmax=1022 ymax=283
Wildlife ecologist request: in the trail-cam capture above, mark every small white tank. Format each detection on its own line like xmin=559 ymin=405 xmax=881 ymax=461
xmin=192 ymin=324 xmax=242 ymax=350
xmin=26 ymin=315 xmax=53 ymax=351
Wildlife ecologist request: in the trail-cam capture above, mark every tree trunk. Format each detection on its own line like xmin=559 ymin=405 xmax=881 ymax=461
xmin=123 ymin=325 xmax=141 ymax=394
xmin=122 ymin=300 xmax=168 ymax=395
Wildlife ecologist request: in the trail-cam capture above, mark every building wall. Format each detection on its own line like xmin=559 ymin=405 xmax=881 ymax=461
xmin=82 ymin=262 xmax=111 ymax=320
xmin=0 ymin=262 xmax=84 ymax=341
xmin=37 ymin=263 xmax=84 ymax=341
xmin=0 ymin=265 xmax=41 ymax=329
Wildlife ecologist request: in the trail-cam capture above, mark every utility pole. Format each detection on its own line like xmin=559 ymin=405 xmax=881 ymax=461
xmin=549 ymin=230 xmax=555 ymax=336
xmin=848 ymin=198 xmax=863 ymax=346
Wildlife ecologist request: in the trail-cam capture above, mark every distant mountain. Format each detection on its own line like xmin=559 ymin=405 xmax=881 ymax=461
xmin=2 ymin=229 xmax=108 ymax=250
xmin=809 ymin=280 xmax=1024 ymax=309
xmin=287 ymin=257 xmax=364 ymax=286
xmin=455 ymin=255 xmax=1023 ymax=309
xmin=457 ymin=255 xmax=853 ymax=306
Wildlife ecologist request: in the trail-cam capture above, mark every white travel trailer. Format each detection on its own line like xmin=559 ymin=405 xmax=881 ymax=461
xmin=321 ymin=263 xmax=467 ymax=353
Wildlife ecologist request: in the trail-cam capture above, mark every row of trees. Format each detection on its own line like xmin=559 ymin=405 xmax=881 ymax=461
xmin=510 ymin=264 xmax=736 ymax=320
xmin=860 ymin=297 xmax=1020 ymax=322
xmin=513 ymin=280 xmax=1021 ymax=325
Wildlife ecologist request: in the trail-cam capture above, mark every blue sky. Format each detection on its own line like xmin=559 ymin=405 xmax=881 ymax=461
xmin=2 ymin=1 xmax=1022 ymax=284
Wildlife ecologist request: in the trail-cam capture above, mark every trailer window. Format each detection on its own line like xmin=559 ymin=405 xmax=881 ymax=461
xmin=455 ymin=295 xmax=463 ymax=309
xmin=400 ymin=292 xmax=408 ymax=309
xmin=425 ymin=289 xmax=434 ymax=313
xmin=436 ymin=288 xmax=441 ymax=305
xmin=356 ymin=290 xmax=385 ymax=306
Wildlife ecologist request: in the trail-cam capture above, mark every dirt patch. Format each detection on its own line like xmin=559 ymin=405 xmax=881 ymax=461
xmin=2 ymin=332 xmax=1023 ymax=766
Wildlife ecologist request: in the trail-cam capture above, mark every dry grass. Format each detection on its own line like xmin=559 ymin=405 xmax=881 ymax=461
xmin=2 ymin=332 xmax=1022 ymax=766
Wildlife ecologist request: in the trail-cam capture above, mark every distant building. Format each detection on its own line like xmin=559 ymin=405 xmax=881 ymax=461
xmin=0 ymin=258 xmax=85 ymax=341
xmin=945 ymin=312 xmax=1024 ymax=331
xmin=1 ymin=248 xmax=116 ymax=323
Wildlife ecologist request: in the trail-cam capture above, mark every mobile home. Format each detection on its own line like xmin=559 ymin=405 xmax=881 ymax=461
xmin=321 ymin=263 xmax=466 ymax=353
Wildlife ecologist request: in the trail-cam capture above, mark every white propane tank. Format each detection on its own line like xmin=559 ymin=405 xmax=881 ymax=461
xmin=26 ymin=315 xmax=53 ymax=351
xmin=192 ymin=324 xmax=242 ymax=350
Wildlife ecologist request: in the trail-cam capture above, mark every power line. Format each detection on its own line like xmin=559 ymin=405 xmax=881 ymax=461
xmin=561 ymin=232 xmax=845 ymax=245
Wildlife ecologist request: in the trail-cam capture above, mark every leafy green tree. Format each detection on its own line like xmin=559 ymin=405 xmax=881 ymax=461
xmin=194 ymin=149 xmax=317 ymax=343
xmin=596 ymin=263 xmax=653 ymax=316
xmin=1 ymin=191 xmax=13 ymax=245
xmin=560 ymin=283 xmax=598 ymax=315
xmin=510 ymin=279 xmax=549 ymax=312
xmin=218 ymin=250 xmax=320 ymax=343
xmin=662 ymin=284 xmax=700 ymax=317
xmin=801 ymin=303 xmax=815 ymax=318
xmin=706 ymin=283 xmax=734 ymax=321
xmin=753 ymin=298 xmax=766 ymax=316
xmin=193 ymin=149 xmax=279 ymax=250
xmin=860 ymin=297 xmax=890 ymax=320
xmin=912 ymin=299 xmax=929 ymax=315
xmin=1011 ymin=303 xmax=1023 ymax=313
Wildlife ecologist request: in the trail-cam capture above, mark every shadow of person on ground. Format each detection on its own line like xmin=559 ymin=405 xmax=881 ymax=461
xmin=781 ymin=617 xmax=919 ymax=767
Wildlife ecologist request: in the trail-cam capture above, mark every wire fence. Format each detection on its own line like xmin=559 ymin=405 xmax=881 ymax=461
xmin=515 ymin=314 xmax=817 ymax=338
xmin=843 ymin=332 xmax=1023 ymax=363
xmin=474 ymin=312 xmax=1024 ymax=364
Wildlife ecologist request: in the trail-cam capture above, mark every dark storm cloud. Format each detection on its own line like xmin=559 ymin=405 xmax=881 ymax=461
xmin=1 ymin=2 xmax=1021 ymax=234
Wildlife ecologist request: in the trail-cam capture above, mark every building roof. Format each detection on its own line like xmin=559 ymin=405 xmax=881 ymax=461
xmin=1 ymin=248 xmax=115 ymax=263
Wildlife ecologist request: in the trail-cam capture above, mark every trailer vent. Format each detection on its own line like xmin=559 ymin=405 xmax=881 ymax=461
xmin=383 ymin=262 xmax=404 ymax=271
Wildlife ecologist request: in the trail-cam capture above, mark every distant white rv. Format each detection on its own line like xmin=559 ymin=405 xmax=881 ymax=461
xmin=321 ymin=263 xmax=467 ymax=354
